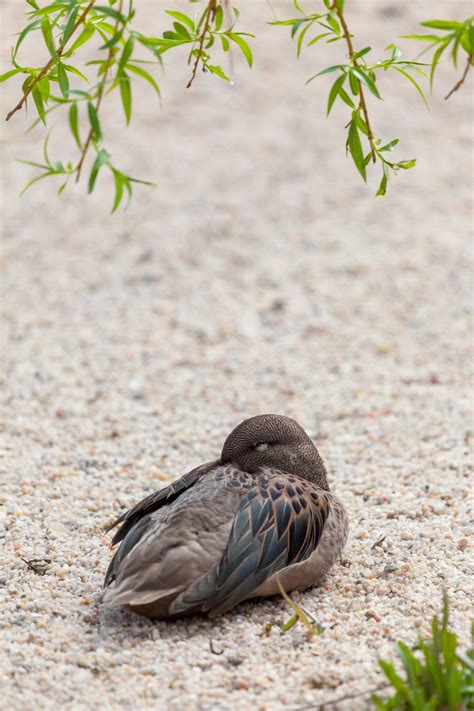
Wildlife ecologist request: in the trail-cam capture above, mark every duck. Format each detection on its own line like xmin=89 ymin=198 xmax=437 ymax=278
xmin=103 ymin=414 xmax=348 ymax=619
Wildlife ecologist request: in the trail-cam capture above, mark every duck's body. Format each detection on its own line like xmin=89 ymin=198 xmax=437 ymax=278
xmin=103 ymin=415 xmax=348 ymax=619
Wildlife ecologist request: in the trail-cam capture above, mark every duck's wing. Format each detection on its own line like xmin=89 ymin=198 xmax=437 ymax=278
xmin=106 ymin=459 xmax=220 ymax=546
xmin=170 ymin=470 xmax=330 ymax=616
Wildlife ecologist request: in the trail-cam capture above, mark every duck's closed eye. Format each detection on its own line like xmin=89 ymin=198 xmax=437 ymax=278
xmin=254 ymin=442 xmax=269 ymax=451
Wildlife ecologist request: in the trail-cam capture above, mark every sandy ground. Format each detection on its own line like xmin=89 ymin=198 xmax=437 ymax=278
xmin=1 ymin=1 xmax=473 ymax=709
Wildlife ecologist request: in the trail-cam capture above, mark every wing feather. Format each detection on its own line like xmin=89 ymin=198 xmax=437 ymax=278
xmin=171 ymin=471 xmax=330 ymax=616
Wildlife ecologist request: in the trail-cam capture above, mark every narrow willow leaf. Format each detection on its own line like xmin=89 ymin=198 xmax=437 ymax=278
xmin=227 ymin=33 xmax=253 ymax=67
xmin=351 ymin=67 xmax=382 ymax=99
xmin=62 ymin=6 xmax=79 ymax=44
xmin=353 ymin=46 xmax=372 ymax=59
xmin=37 ymin=76 xmax=50 ymax=102
xmin=111 ymin=170 xmax=124 ymax=213
xmin=0 ymin=68 xmax=23 ymax=82
xmin=348 ymin=69 xmax=359 ymax=95
xmin=118 ymin=35 xmax=134 ymax=75
xmin=87 ymin=101 xmax=101 ymax=140
xmin=88 ymin=148 xmax=109 ymax=193
xmin=62 ymin=63 xmax=89 ymax=83
xmin=207 ymin=64 xmax=229 ymax=81
xmin=214 ymin=5 xmax=224 ymax=32
xmin=327 ymin=74 xmax=346 ymax=115
xmin=376 ymin=162 xmax=390 ymax=196
xmin=119 ymin=73 xmax=132 ymax=124
xmin=69 ymin=102 xmax=81 ymax=149
xmin=164 ymin=10 xmax=195 ymax=32
xmin=32 ymin=85 xmax=46 ymax=124
xmin=41 ymin=17 xmax=56 ymax=58
xmin=173 ymin=22 xmax=191 ymax=39
xmin=421 ymin=20 xmax=463 ymax=31
xmin=94 ymin=5 xmax=126 ymax=23
xmin=306 ymin=64 xmax=344 ymax=84
xmin=325 ymin=13 xmax=341 ymax=35
xmin=397 ymin=159 xmax=416 ymax=169
xmin=57 ymin=62 xmax=69 ymax=98
xmin=296 ymin=21 xmax=314 ymax=58
xmin=338 ymin=86 xmax=355 ymax=108
xmin=348 ymin=120 xmax=366 ymax=181
xmin=306 ymin=31 xmax=332 ymax=47
xmin=13 ymin=19 xmax=42 ymax=61
xmin=430 ymin=40 xmax=450 ymax=86
xmin=20 ymin=170 xmax=54 ymax=195
xmin=379 ymin=138 xmax=400 ymax=152
xmin=391 ymin=66 xmax=429 ymax=110
xmin=127 ymin=64 xmax=161 ymax=101
xmin=68 ymin=25 xmax=95 ymax=54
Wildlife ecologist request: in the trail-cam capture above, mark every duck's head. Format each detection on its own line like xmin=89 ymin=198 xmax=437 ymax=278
xmin=220 ymin=414 xmax=329 ymax=490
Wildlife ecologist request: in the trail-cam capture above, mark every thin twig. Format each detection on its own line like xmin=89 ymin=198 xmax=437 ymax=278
xmin=444 ymin=53 xmax=472 ymax=100
xmin=5 ymin=0 xmax=95 ymax=122
xmin=75 ymin=0 xmax=123 ymax=182
xmin=331 ymin=2 xmax=377 ymax=162
xmin=186 ymin=0 xmax=217 ymax=89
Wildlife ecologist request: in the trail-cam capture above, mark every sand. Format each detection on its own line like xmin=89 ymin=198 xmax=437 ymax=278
xmin=1 ymin=1 xmax=472 ymax=709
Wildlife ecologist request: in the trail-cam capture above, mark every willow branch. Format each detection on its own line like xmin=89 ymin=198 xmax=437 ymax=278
xmin=331 ymin=2 xmax=377 ymax=162
xmin=5 ymin=1 xmax=95 ymax=122
xmin=444 ymin=53 xmax=472 ymax=100
xmin=186 ymin=0 xmax=217 ymax=89
xmin=75 ymin=0 xmax=123 ymax=182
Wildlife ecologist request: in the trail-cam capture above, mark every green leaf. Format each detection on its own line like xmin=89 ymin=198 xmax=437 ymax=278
xmin=88 ymin=148 xmax=109 ymax=193
xmin=62 ymin=6 xmax=79 ymax=44
xmin=32 ymin=84 xmax=46 ymax=124
xmin=214 ymin=5 xmax=224 ymax=32
xmin=376 ymin=165 xmax=389 ymax=196
xmin=348 ymin=69 xmax=359 ymax=95
xmin=327 ymin=74 xmax=346 ymax=115
xmin=41 ymin=17 xmax=56 ymax=58
xmin=391 ymin=66 xmax=429 ymax=110
xmin=306 ymin=64 xmax=344 ymax=84
xmin=338 ymin=86 xmax=355 ymax=108
xmin=379 ymin=138 xmax=400 ymax=152
xmin=126 ymin=64 xmax=161 ymax=101
xmin=13 ymin=19 xmax=42 ymax=62
xmin=20 ymin=170 xmax=54 ymax=195
xmin=87 ymin=101 xmax=101 ymax=140
xmin=62 ymin=63 xmax=89 ymax=83
xmin=119 ymin=73 xmax=132 ymax=124
xmin=164 ymin=10 xmax=195 ymax=32
xmin=421 ymin=20 xmax=463 ymax=31
xmin=306 ymin=32 xmax=332 ymax=47
xmin=68 ymin=102 xmax=81 ymax=149
xmin=37 ymin=76 xmax=50 ymax=102
xmin=396 ymin=159 xmax=416 ymax=169
xmin=227 ymin=33 xmax=253 ymax=67
xmin=172 ymin=22 xmax=191 ymax=39
xmin=111 ymin=170 xmax=124 ymax=213
xmin=400 ymin=34 xmax=441 ymax=43
xmin=118 ymin=35 xmax=134 ymax=75
xmin=353 ymin=46 xmax=372 ymax=60
xmin=57 ymin=62 xmax=69 ymax=98
xmin=67 ymin=24 xmax=95 ymax=54
xmin=350 ymin=67 xmax=382 ymax=99
xmin=0 ymin=68 xmax=23 ymax=83
xmin=429 ymin=39 xmax=450 ymax=86
xmin=348 ymin=119 xmax=367 ymax=182
xmin=281 ymin=615 xmax=299 ymax=631
xmin=325 ymin=13 xmax=341 ymax=35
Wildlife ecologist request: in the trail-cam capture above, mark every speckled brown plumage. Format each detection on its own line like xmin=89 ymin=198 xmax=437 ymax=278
xmin=103 ymin=414 xmax=348 ymax=619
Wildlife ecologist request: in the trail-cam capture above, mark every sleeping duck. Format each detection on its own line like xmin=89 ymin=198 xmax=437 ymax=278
xmin=103 ymin=414 xmax=348 ymax=618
